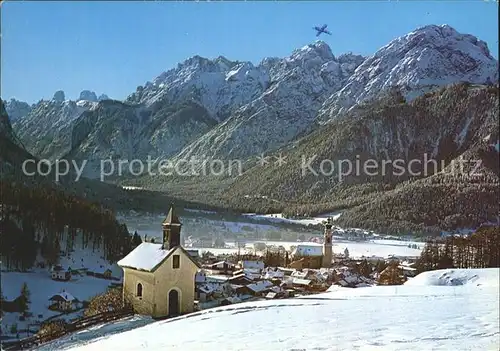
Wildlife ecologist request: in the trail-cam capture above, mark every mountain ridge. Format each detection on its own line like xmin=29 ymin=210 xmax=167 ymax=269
xmin=6 ymin=24 xmax=500 ymax=234
xmin=12 ymin=25 xmax=498 ymax=170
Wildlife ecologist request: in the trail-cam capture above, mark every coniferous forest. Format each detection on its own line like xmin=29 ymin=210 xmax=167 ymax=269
xmin=0 ymin=180 xmax=133 ymax=270
xmin=415 ymin=225 xmax=500 ymax=272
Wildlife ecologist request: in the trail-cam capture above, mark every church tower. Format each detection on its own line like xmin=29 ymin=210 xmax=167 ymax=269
xmin=322 ymin=217 xmax=333 ymax=268
xmin=162 ymin=204 xmax=182 ymax=250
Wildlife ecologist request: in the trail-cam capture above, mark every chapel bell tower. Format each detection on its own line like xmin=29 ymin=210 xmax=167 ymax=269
xmin=162 ymin=204 xmax=182 ymax=250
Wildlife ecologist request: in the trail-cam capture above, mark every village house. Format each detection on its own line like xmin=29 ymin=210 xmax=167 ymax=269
xmin=378 ymin=263 xmax=406 ymax=285
xmin=48 ymin=291 xmax=78 ymax=312
xmin=238 ymin=260 xmax=265 ymax=272
xmin=246 ymin=280 xmax=274 ymax=296
xmin=196 ymin=280 xmax=233 ymax=302
xmin=399 ymin=264 xmax=417 ymax=278
xmin=233 ymin=268 xmax=261 ymax=280
xmin=230 ymin=284 xmax=254 ymax=299
xmin=205 ymin=260 xmax=236 ymax=275
xmin=118 ymin=206 xmax=201 ymax=318
xmin=262 ymin=267 xmax=285 ymax=280
xmin=227 ymin=274 xmax=254 ymax=286
xmin=51 ymin=265 xmax=71 ymax=281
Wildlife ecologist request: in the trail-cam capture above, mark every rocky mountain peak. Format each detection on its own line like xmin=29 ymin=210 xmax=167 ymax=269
xmin=214 ymin=55 xmax=238 ymax=70
xmin=78 ymin=90 xmax=98 ymax=102
xmin=53 ymin=90 xmax=66 ymax=102
xmin=290 ymin=40 xmax=335 ymax=62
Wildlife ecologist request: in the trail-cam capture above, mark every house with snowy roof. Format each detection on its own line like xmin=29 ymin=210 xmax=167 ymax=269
xmin=118 ymin=205 xmax=201 ymax=318
xmin=48 ymin=290 xmax=78 ymax=312
xmin=51 ymin=265 xmax=71 ymax=281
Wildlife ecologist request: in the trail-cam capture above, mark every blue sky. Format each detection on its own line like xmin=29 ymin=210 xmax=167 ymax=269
xmin=2 ymin=1 xmax=498 ymax=103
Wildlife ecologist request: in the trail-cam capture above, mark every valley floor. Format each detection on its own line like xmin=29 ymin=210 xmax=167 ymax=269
xmin=36 ymin=268 xmax=499 ymax=351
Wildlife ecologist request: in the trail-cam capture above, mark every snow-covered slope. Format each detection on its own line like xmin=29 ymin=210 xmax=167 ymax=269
xmin=38 ymin=268 xmax=499 ymax=351
xmin=404 ymin=268 xmax=499 ymax=287
xmin=318 ymin=24 xmax=499 ymax=123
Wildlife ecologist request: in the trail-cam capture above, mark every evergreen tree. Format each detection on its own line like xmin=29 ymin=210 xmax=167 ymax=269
xmin=19 ymin=282 xmax=31 ymax=313
xmin=131 ymin=231 xmax=142 ymax=247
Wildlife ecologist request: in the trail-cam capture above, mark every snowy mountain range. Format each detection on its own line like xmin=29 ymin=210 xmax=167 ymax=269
xmin=317 ymin=24 xmax=499 ymax=122
xmin=8 ymin=25 xmax=498 ymax=170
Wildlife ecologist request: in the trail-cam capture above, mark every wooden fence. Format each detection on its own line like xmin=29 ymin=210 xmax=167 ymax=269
xmin=1 ymin=308 xmax=134 ymax=350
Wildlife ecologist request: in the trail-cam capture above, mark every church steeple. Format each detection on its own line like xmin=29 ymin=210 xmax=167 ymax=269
xmin=162 ymin=204 xmax=182 ymax=250
xmin=322 ymin=217 xmax=333 ymax=268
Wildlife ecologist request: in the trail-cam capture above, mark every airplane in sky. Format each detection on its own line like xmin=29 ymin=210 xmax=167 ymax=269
xmin=313 ymin=24 xmax=332 ymax=37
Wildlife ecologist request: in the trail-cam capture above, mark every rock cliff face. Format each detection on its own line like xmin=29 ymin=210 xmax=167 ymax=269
xmin=0 ymin=100 xmax=20 ymax=145
xmin=13 ymin=98 xmax=98 ymax=160
xmin=64 ymin=100 xmax=218 ymax=178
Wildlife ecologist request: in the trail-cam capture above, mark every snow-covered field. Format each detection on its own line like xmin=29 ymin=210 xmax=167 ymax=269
xmin=191 ymin=240 xmax=422 ymax=259
xmin=1 ymin=243 xmax=122 ymax=339
xmin=242 ymin=212 xmax=343 ymax=226
xmin=36 ymin=268 xmax=499 ymax=351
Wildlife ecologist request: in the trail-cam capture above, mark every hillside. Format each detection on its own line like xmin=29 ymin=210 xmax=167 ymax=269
xmin=35 ymin=268 xmax=500 ymax=351
xmin=64 ymin=100 xmax=218 ymax=178
xmin=130 ymin=83 xmax=499 ymax=234
xmin=335 ymin=142 xmax=500 ymax=233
